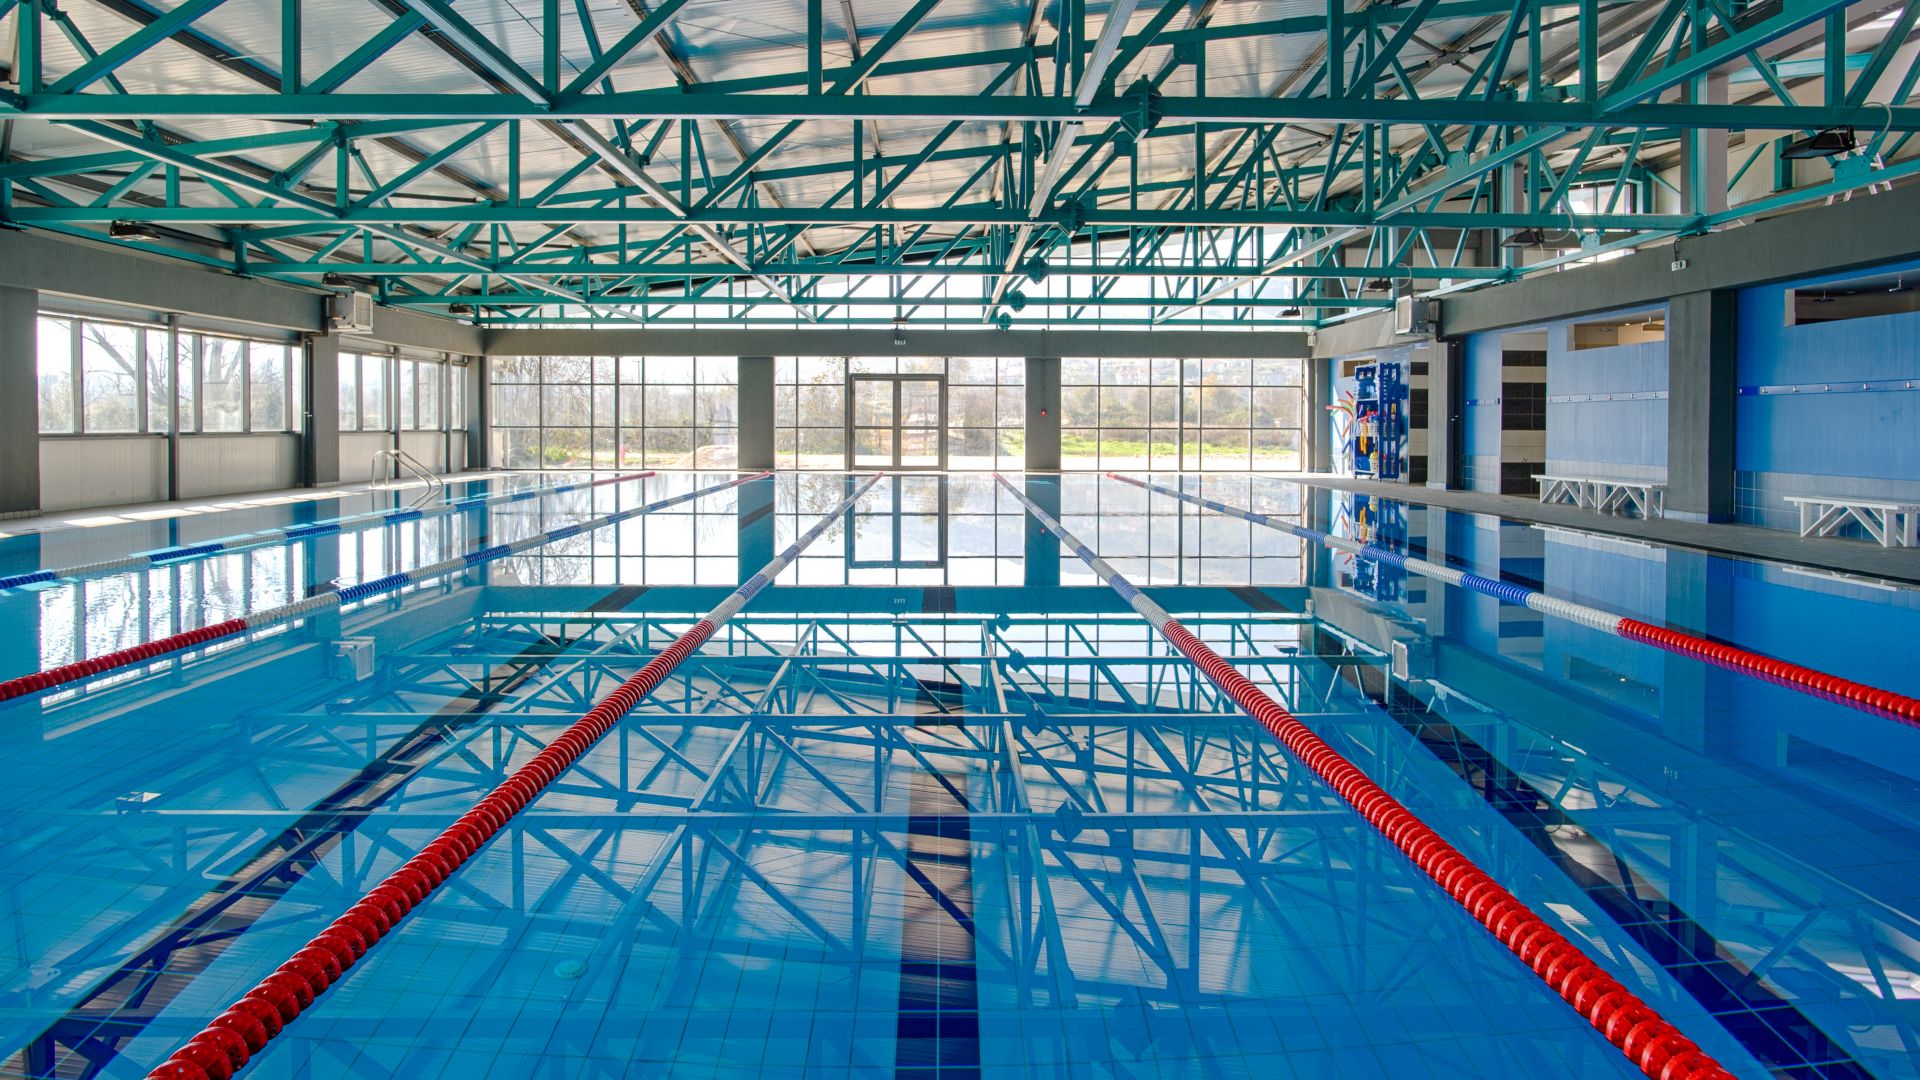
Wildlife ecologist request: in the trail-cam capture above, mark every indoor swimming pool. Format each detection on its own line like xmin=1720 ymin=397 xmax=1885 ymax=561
xmin=1 ymin=472 xmax=1916 ymax=1080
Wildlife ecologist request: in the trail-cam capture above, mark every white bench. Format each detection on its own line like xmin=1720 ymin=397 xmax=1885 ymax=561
xmin=1785 ymin=495 xmax=1920 ymax=547
xmin=1536 ymin=473 xmax=1665 ymax=519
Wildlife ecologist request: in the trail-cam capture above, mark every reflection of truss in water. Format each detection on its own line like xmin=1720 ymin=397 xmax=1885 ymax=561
xmin=13 ymin=608 xmax=1920 ymax=1077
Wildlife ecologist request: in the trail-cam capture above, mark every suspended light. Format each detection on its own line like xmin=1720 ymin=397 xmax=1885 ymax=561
xmin=447 ymin=303 xmax=474 ymax=315
xmin=1781 ymin=127 xmax=1856 ymax=160
xmin=1502 ymin=227 xmax=1549 ymax=248
xmin=109 ymin=220 xmax=162 ymax=242
xmin=1280 ymin=306 xmax=1303 ymax=318
xmin=1365 ymin=278 xmax=1394 ymax=291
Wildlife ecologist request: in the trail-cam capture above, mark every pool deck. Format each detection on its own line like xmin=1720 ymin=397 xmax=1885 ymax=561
xmin=0 ymin=471 xmax=527 ymax=540
xmin=1302 ymin=473 xmax=1920 ymax=585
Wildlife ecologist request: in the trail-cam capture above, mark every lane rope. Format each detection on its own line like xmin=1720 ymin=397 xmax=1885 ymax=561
xmin=1108 ymin=472 xmax=1920 ymax=728
xmin=0 ymin=474 xmax=764 ymax=705
xmin=1004 ymin=473 xmax=1735 ymax=1080
xmin=0 ymin=472 xmax=655 ymax=593
xmin=144 ymin=473 xmax=879 ymax=1080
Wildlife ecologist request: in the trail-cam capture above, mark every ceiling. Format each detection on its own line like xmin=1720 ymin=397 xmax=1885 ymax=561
xmin=0 ymin=0 xmax=1913 ymax=328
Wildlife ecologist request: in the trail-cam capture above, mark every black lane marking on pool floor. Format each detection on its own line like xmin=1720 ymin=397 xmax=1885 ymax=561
xmin=1229 ymin=586 xmax=1292 ymax=613
xmin=737 ymin=501 xmax=775 ymax=531
xmin=895 ymin=719 xmax=981 ymax=1080
xmin=1317 ymin=631 xmax=1871 ymax=1079
xmin=9 ymin=615 xmax=611 ymax=1080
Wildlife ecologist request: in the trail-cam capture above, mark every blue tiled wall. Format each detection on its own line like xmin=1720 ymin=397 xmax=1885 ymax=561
xmin=1461 ymin=333 xmax=1506 ymax=493
xmin=1463 ymin=307 xmax=1669 ymax=493
xmin=1546 ymin=311 xmax=1669 ymax=481
xmin=1735 ymin=257 xmax=1920 ymax=531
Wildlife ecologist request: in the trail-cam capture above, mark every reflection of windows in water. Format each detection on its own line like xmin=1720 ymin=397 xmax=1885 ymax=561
xmin=1060 ymin=475 xmax=1307 ymax=588
xmin=38 ymin=546 xmax=308 ymax=671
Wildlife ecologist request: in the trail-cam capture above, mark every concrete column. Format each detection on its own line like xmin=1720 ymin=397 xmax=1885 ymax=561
xmin=1022 ymin=474 xmax=1060 ymax=588
xmin=736 ymin=355 xmax=775 ymax=471
xmin=0 ymin=285 xmax=40 ymax=515
xmin=1666 ymin=289 xmax=1737 ymax=522
xmin=737 ymin=474 xmax=776 ymax=581
xmin=1024 ymin=356 xmax=1061 ymax=471
xmin=467 ymin=357 xmax=487 ymax=469
xmin=1307 ymin=356 xmax=1332 ymax=473
xmin=1425 ymin=340 xmax=1464 ymax=490
xmin=304 ymin=333 xmax=342 ymax=486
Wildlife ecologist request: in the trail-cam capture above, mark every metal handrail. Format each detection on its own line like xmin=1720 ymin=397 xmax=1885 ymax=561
xmin=370 ymin=448 xmax=444 ymax=507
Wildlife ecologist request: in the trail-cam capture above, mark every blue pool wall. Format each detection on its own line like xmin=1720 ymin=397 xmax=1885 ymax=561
xmin=1734 ymin=255 xmax=1920 ymax=531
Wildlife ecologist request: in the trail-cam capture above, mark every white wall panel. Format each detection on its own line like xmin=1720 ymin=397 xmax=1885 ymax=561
xmin=38 ymin=437 xmax=167 ymax=511
xmin=176 ymin=435 xmax=298 ymax=499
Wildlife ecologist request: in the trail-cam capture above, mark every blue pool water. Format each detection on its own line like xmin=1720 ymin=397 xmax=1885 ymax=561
xmin=1 ymin=472 xmax=1916 ymax=1079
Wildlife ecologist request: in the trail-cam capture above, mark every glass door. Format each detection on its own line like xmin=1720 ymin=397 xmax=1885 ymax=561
xmin=846 ymin=375 xmax=946 ymax=470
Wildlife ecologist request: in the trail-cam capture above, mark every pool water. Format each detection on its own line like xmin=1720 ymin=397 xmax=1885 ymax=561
xmin=1 ymin=472 xmax=1916 ymax=1079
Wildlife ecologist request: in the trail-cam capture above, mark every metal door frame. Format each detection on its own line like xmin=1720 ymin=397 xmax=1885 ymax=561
xmin=844 ymin=373 xmax=947 ymax=471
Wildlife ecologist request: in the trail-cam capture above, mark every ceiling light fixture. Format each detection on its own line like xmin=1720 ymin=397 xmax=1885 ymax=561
xmin=109 ymin=220 xmax=162 ymax=242
xmin=1502 ymin=227 xmax=1549 ymax=248
xmin=1781 ymin=126 xmax=1857 ymax=159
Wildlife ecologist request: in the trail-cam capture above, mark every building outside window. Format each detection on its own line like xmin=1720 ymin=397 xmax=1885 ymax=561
xmin=35 ymin=315 xmax=304 ymax=436
xmin=1061 ymin=357 xmax=1304 ymax=471
xmin=491 ymin=356 xmax=737 ymax=469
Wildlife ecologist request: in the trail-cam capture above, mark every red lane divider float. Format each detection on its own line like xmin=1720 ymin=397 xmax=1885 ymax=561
xmin=145 ymin=473 xmax=881 ymax=1080
xmin=1618 ymin=618 xmax=1919 ymax=727
xmin=995 ymin=473 xmax=1736 ymax=1080
xmin=0 ymin=473 xmax=765 ymax=706
xmin=0 ymin=620 xmax=247 ymax=703
xmin=1109 ymin=471 xmax=1920 ymax=730
xmin=1161 ymin=620 xmax=1735 ymax=1080
xmin=146 ymin=624 xmax=716 ymax=1080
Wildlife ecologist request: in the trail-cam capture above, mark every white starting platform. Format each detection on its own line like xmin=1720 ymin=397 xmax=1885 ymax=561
xmin=1785 ymin=495 xmax=1920 ymax=548
xmin=1535 ymin=474 xmax=1666 ymax=519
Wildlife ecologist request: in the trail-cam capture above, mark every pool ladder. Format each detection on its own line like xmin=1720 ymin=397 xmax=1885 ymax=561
xmin=370 ymin=449 xmax=444 ymax=507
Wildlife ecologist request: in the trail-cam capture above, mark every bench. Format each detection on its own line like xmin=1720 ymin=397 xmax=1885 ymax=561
xmin=1535 ymin=473 xmax=1665 ymax=519
xmin=1785 ymin=495 xmax=1920 ymax=548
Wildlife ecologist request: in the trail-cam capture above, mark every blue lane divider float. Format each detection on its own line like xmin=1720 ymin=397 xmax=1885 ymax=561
xmin=0 ymin=472 xmax=763 ymax=704
xmin=0 ymin=471 xmax=654 ymax=593
xmin=1106 ymin=472 xmax=1920 ymax=727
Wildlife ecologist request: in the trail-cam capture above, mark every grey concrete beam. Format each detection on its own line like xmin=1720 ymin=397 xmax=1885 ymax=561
xmin=0 ymin=230 xmax=479 ymax=353
xmin=485 ymin=328 xmax=1309 ymax=359
xmin=363 ymin=305 xmax=485 ymax=356
xmin=1309 ymin=311 xmax=1434 ymax=360
xmin=1439 ymin=181 xmax=1920 ymax=337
